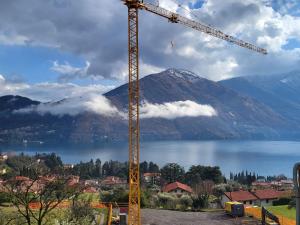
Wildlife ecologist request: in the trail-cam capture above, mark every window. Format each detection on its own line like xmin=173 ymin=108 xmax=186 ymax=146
xmin=243 ymin=201 xmax=246 ymax=204
xmin=266 ymin=199 xmax=269 ymax=203
xmin=249 ymin=201 xmax=252 ymax=204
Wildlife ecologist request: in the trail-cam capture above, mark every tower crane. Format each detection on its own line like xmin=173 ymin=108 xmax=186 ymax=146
xmin=122 ymin=1 xmax=267 ymax=224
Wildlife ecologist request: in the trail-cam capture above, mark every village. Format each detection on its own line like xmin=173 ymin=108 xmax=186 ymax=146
xmin=0 ymin=152 xmax=296 ymax=224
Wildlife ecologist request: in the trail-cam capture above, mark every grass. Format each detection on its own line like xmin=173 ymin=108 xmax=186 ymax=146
xmin=0 ymin=202 xmax=108 ymax=224
xmin=78 ymin=193 xmax=100 ymax=202
xmin=267 ymin=205 xmax=296 ymax=220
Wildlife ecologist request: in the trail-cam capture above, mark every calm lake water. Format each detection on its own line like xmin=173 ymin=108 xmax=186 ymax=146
xmin=1 ymin=140 xmax=300 ymax=177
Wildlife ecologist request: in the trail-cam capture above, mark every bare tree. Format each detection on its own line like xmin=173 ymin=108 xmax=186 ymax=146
xmin=192 ymin=180 xmax=214 ymax=209
xmin=3 ymin=176 xmax=80 ymax=225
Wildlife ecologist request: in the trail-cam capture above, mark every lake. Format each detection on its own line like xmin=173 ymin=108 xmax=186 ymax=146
xmin=1 ymin=140 xmax=300 ymax=178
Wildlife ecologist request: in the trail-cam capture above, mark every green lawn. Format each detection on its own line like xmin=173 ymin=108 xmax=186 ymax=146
xmin=267 ymin=205 xmax=296 ymax=220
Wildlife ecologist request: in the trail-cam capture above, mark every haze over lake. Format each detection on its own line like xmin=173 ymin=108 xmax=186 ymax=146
xmin=1 ymin=140 xmax=299 ymax=178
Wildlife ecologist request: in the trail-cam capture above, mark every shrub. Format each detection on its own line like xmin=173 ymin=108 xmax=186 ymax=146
xmin=192 ymin=194 xmax=209 ymax=209
xmin=288 ymin=198 xmax=296 ymax=209
xmin=179 ymin=195 xmax=193 ymax=210
xmin=0 ymin=192 xmax=11 ymax=204
xmin=157 ymin=193 xmax=178 ymax=210
xmin=273 ymin=197 xmax=291 ymax=206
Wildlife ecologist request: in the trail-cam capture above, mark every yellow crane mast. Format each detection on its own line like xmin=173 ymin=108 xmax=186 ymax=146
xmin=122 ymin=1 xmax=267 ymax=224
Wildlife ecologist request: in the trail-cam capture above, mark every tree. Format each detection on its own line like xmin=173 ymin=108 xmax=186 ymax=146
xmin=0 ymin=192 xmax=11 ymax=205
xmin=149 ymin=162 xmax=159 ymax=173
xmin=161 ymin=163 xmax=185 ymax=184
xmin=185 ymin=165 xmax=223 ymax=186
xmin=0 ymin=209 xmax=24 ymax=225
xmin=68 ymin=197 xmax=96 ymax=224
xmin=213 ymin=181 xmax=243 ymax=200
xmin=94 ymin=159 xmax=102 ymax=178
xmin=140 ymin=161 xmax=148 ymax=175
xmin=100 ymin=188 xmax=128 ymax=203
xmin=192 ymin=180 xmax=214 ymax=209
xmin=4 ymin=176 xmax=80 ymax=225
xmin=40 ymin=153 xmax=63 ymax=172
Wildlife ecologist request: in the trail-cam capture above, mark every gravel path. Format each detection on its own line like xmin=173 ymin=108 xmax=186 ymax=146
xmin=142 ymin=209 xmax=258 ymax=225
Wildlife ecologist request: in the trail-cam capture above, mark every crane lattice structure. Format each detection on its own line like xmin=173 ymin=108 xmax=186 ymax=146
xmin=122 ymin=1 xmax=267 ymax=224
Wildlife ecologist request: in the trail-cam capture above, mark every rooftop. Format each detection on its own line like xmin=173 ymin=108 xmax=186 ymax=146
xmin=224 ymin=191 xmax=257 ymax=202
xmin=163 ymin=182 xmax=193 ymax=193
xmin=253 ymin=189 xmax=283 ymax=200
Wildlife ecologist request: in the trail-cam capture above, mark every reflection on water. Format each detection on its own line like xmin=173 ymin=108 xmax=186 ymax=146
xmin=1 ymin=140 xmax=300 ymax=177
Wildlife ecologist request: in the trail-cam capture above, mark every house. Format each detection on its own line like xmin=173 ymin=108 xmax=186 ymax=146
xmin=84 ymin=179 xmax=99 ymax=186
xmin=63 ymin=164 xmax=74 ymax=169
xmin=15 ymin=176 xmax=31 ymax=181
xmin=67 ymin=176 xmax=80 ymax=186
xmin=38 ymin=175 xmax=57 ymax=183
xmin=271 ymin=179 xmax=294 ymax=190
xmin=0 ymin=154 xmax=8 ymax=161
xmin=251 ymin=181 xmax=272 ymax=190
xmin=280 ymin=180 xmax=294 ymax=190
xmin=252 ymin=189 xmax=284 ymax=206
xmin=13 ymin=177 xmax=42 ymax=193
xmin=83 ymin=186 xmax=98 ymax=194
xmin=143 ymin=173 xmax=161 ymax=185
xmin=162 ymin=182 xmax=193 ymax=195
xmin=222 ymin=191 xmax=258 ymax=207
xmin=101 ymin=176 xmax=127 ymax=188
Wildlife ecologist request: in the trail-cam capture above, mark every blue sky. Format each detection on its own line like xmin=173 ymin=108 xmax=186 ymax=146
xmin=0 ymin=44 xmax=118 ymax=86
xmin=0 ymin=45 xmax=81 ymax=83
xmin=0 ymin=0 xmax=300 ymax=101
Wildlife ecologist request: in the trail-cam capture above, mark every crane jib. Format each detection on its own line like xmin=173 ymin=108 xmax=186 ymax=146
xmin=142 ymin=2 xmax=267 ymax=55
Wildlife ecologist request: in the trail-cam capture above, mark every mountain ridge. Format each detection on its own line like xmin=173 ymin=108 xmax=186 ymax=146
xmin=0 ymin=69 xmax=299 ymax=144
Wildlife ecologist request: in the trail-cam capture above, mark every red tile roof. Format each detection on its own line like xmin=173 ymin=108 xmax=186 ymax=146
xmin=143 ymin=173 xmax=161 ymax=177
xmin=163 ymin=182 xmax=193 ymax=193
xmin=15 ymin=176 xmax=30 ymax=181
xmin=224 ymin=191 xmax=257 ymax=202
xmin=253 ymin=189 xmax=282 ymax=200
xmin=83 ymin=187 xmax=98 ymax=193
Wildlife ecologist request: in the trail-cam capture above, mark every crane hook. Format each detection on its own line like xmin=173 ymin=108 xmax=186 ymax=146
xmin=171 ymin=41 xmax=175 ymax=48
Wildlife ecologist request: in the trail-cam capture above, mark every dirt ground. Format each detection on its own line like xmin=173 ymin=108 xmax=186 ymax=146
xmin=142 ymin=209 xmax=258 ymax=225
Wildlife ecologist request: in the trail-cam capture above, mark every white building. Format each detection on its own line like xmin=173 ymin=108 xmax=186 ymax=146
xmin=222 ymin=191 xmax=258 ymax=207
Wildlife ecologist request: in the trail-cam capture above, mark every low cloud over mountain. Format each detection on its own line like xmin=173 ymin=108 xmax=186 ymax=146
xmin=15 ymin=95 xmax=217 ymax=120
xmin=0 ymin=69 xmax=296 ymax=144
xmin=15 ymin=95 xmax=123 ymax=117
xmin=140 ymin=100 xmax=217 ymax=119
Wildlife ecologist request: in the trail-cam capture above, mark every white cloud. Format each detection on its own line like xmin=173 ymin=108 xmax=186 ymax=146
xmin=0 ymin=75 xmax=114 ymax=102
xmin=1 ymin=0 xmax=300 ymax=81
xmin=140 ymin=100 xmax=217 ymax=119
xmin=14 ymin=94 xmax=217 ymax=119
xmin=0 ymin=74 xmax=30 ymax=92
xmin=16 ymin=95 xmax=123 ymax=117
xmin=51 ymin=61 xmax=102 ymax=81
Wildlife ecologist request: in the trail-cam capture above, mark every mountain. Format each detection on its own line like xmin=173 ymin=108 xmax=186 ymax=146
xmin=0 ymin=95 xmax=40 ymax=112
xmin=0 ymin=69 xmax=298 ymax=144
xmin=106 ymin=69 xmax=288 ymax=140
xmin=220 ymin=71 xmax=300 ymax=124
